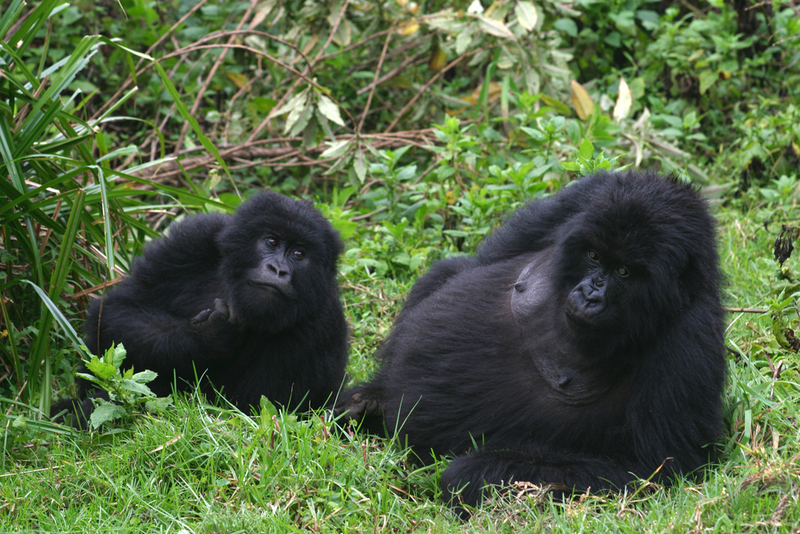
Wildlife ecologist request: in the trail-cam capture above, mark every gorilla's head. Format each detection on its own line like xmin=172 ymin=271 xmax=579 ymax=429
xmin=217 ymin=192 xmax=344 ymax=331
xmin=511 ymin=172 xmax=720 ymax=352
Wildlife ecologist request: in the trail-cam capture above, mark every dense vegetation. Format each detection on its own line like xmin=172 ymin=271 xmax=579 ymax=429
xmin=1 ymin=0 xmax=799 ymax=531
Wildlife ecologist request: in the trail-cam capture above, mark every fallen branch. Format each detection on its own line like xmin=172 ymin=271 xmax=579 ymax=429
xmin=123 ymin=129 xmax=439 ymax=181
xmin=726 ymin=307 xmax=769 ymax=314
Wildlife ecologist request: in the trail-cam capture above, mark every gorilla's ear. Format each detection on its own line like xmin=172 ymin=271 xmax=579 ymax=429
xmin=676 ymin=256 xmax=705 ymax=298
xmin=215 ymin=220 xmax=242 ymax=258
xmin=675 ymin=257 xmax=691 ymax=279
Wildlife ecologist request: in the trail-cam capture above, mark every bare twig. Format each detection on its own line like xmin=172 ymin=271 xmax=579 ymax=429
xmin=126 ymin=129 xmax=439 ymax=180
xmin=90 ymin=0 xmax=210 ymax=121
xmin=350 ymin=207 xmax=388 ymax=221
xmin=174 ymin=0 xmax=259 ymax=155
xmin=310 ymin=0 xmax=351 ymax=67
xmin=384 ymin=49 xmax=480 ymax=133
xmin=358 ymin=26 xmax=393 ymax=134
xmin=355 ymin=51 xmax=424 ymax=96
xmin=726 ymin=307 xmax=769 ymax=314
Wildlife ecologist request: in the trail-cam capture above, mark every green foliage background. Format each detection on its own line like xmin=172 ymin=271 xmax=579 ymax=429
xmin=1 ymin=0 xmax=800 ymax=531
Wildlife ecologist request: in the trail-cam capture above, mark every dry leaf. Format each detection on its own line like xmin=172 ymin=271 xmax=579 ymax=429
xmin=613 ymin=77 xmax=632 ymax=122
xmin=460 ymin=82 xmax=502 ymax=105
xmin=398 ymin=21 xmax=419 ymax=36
xmin=571 ymin=80 xmax=593 ymax=120
xmin=429 ymin=48 xmax=447 ymax=71
xmin=227 ymin=72 xmax=250 ymax=90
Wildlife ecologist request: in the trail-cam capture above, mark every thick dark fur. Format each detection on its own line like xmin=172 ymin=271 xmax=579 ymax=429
xmin=337 ymin=170 xmax=726 ymax=514
xmin=59 ymin=192 xmax=348 ymax=426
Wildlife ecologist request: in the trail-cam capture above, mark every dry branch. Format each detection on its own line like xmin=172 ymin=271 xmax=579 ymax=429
xmin=124 ymin=129 xmax=439 ymax=181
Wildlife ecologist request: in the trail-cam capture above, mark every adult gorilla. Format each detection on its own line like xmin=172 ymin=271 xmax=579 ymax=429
xmin=337 ymin=170 xmax=726 ymax=513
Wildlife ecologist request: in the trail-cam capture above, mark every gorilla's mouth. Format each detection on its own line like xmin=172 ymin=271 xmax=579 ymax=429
xmin=564 ymin=305 xmax=603 ymax=328
xmin=248 ymin=279 xmax=298 ymax=300
xmin=248 ymin=280 xmax=287 ymax=295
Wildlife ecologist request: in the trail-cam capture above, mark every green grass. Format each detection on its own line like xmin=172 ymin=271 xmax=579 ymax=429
xmin=2 ymin=201 xmax=800 ymax=533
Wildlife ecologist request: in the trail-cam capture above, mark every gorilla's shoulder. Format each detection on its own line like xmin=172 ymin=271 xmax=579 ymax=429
xmin=135 ymin=213 xmax=230 ymax=273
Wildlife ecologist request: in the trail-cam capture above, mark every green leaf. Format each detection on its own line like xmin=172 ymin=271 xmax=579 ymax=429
xmin=12 ymin=415 xmax=28 ymax=430
xmin=698 ymin=70 xmax=719 ymax=95
xmin=120 ymin=379 xmax=156 ymax=397
xmin=286 ymin=101 xmax=314 ymax=137
xmin=330 ymin=218 xmax=359 ymax=240
xmin=520 ymin=126 xmax=546 ymax=141
xmin=560 ymin=162 xmax=581 ymax=171
xmin=0 ymin=0 xmax=26 ymax=38
xmin=145 ymin=397 xmax=173 ymax=414
xmin=86 ymin=357 xmax=117 ymax=380
xmin=90 ymin=402 xmax=128 ymax=429
xmin=354 ymin=150 xmax=367 ymax=183
xmin=273 ymin=88 xmax=309 ymax=118
xmin=578 ymin=139 xmax=594 ymax=160
xmin=20 ymin=281 xmax=91 ymax=360
xmin=515 ymin=1 xmax=538 ymax=32
xmin=131 ymin=370 xmax=158 ymax=384
xmin=477 ymin=16 xmax=516 ymax=40
xmin=108 ymin=344 xmax=126 ymax=368
xmin=260 ymin=397 xmax=278 ymax=418
xmin=539 ymin=95 xmax=572 ymax=116
xmin=320 ymin=139 xmax=350 ymax=159
xmin=455 ymin=29 xmax=472 ymax=56
xmin=316 ymin=94 xmax=345 ymax=127
xmin=554 ymin=18 xmax=577 ymax=37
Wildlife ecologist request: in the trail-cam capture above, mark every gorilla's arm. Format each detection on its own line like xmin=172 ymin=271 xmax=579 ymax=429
xmin=401 ymin=256 xmax=475 ymax=310
xmin=89 ymin=296 xmax=242 ymax=378
xmin=627 ymin=299 xmax=726 ymax=476
xmin=67 ymin=294 xmax=239 ymax=427
xmin=84 ymin=214 xmax=238 ymax=378
xmin=477 ymin=175 xmax=610 ymax=264
xmin=439 ymin=444 xmax=637 ymax=516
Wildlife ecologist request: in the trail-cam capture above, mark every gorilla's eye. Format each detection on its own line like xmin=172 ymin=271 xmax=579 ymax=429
xmin=616 ymin=266 xmax=629 ymax=277
xmin=587 ymin=250 xmax=600 ymax=261
xmin=292 ymin=250 xmax=305 ymax=260
xmin=266 ymin=236 xmax=279 ymax=247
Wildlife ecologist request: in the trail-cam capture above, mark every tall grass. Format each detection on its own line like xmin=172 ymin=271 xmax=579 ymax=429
xmin=0 ymin=0 xmax=227 ymax=418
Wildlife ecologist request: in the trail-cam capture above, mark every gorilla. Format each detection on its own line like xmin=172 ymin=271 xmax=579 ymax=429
xmin=337 ymin=170 xmax=726 ymax=514
xmin=59 ymin=191 xmax=348 ymax=425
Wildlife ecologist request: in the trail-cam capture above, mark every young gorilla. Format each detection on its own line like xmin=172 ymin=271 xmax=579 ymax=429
xmin=62 ymin=192 xmax=348 ymax=425
xmin=337 ymin=170 xmax=726 ymax=515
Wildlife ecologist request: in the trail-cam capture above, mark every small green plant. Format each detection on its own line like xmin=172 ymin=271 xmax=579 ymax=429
xmin=560 ymin=139 xmax=625 ymax=176
xmin=74 ymin=344 xmax=172 ymax=430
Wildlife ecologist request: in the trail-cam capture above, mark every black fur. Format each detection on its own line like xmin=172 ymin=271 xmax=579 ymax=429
xmin=337 ymin=170 xmax=726 ymax=514
xmin=60 ymin=192 xmax=348 ymax=425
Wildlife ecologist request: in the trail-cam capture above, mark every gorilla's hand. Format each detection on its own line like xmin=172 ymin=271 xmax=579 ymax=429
xmin=334 ymin=385 xmax=385 ymax=421
xmin=192 ymin=298 xmax=237 ymax=326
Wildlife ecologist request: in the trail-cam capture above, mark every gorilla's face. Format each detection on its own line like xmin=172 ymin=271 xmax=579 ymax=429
xmin=223 ymin=228 xmax=332 ymax=333
xmin=217 ymin=193 xmax=343 ymax=334
xmin=509 ymin=215 xmax=684 ymax=357
xmin=245 ymin=232 xmax=308 ymax=301
xmin=511 ymin=243 xmax=636 ymax=332
xmin=563 ymin=247 xmax=633 ymax=329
